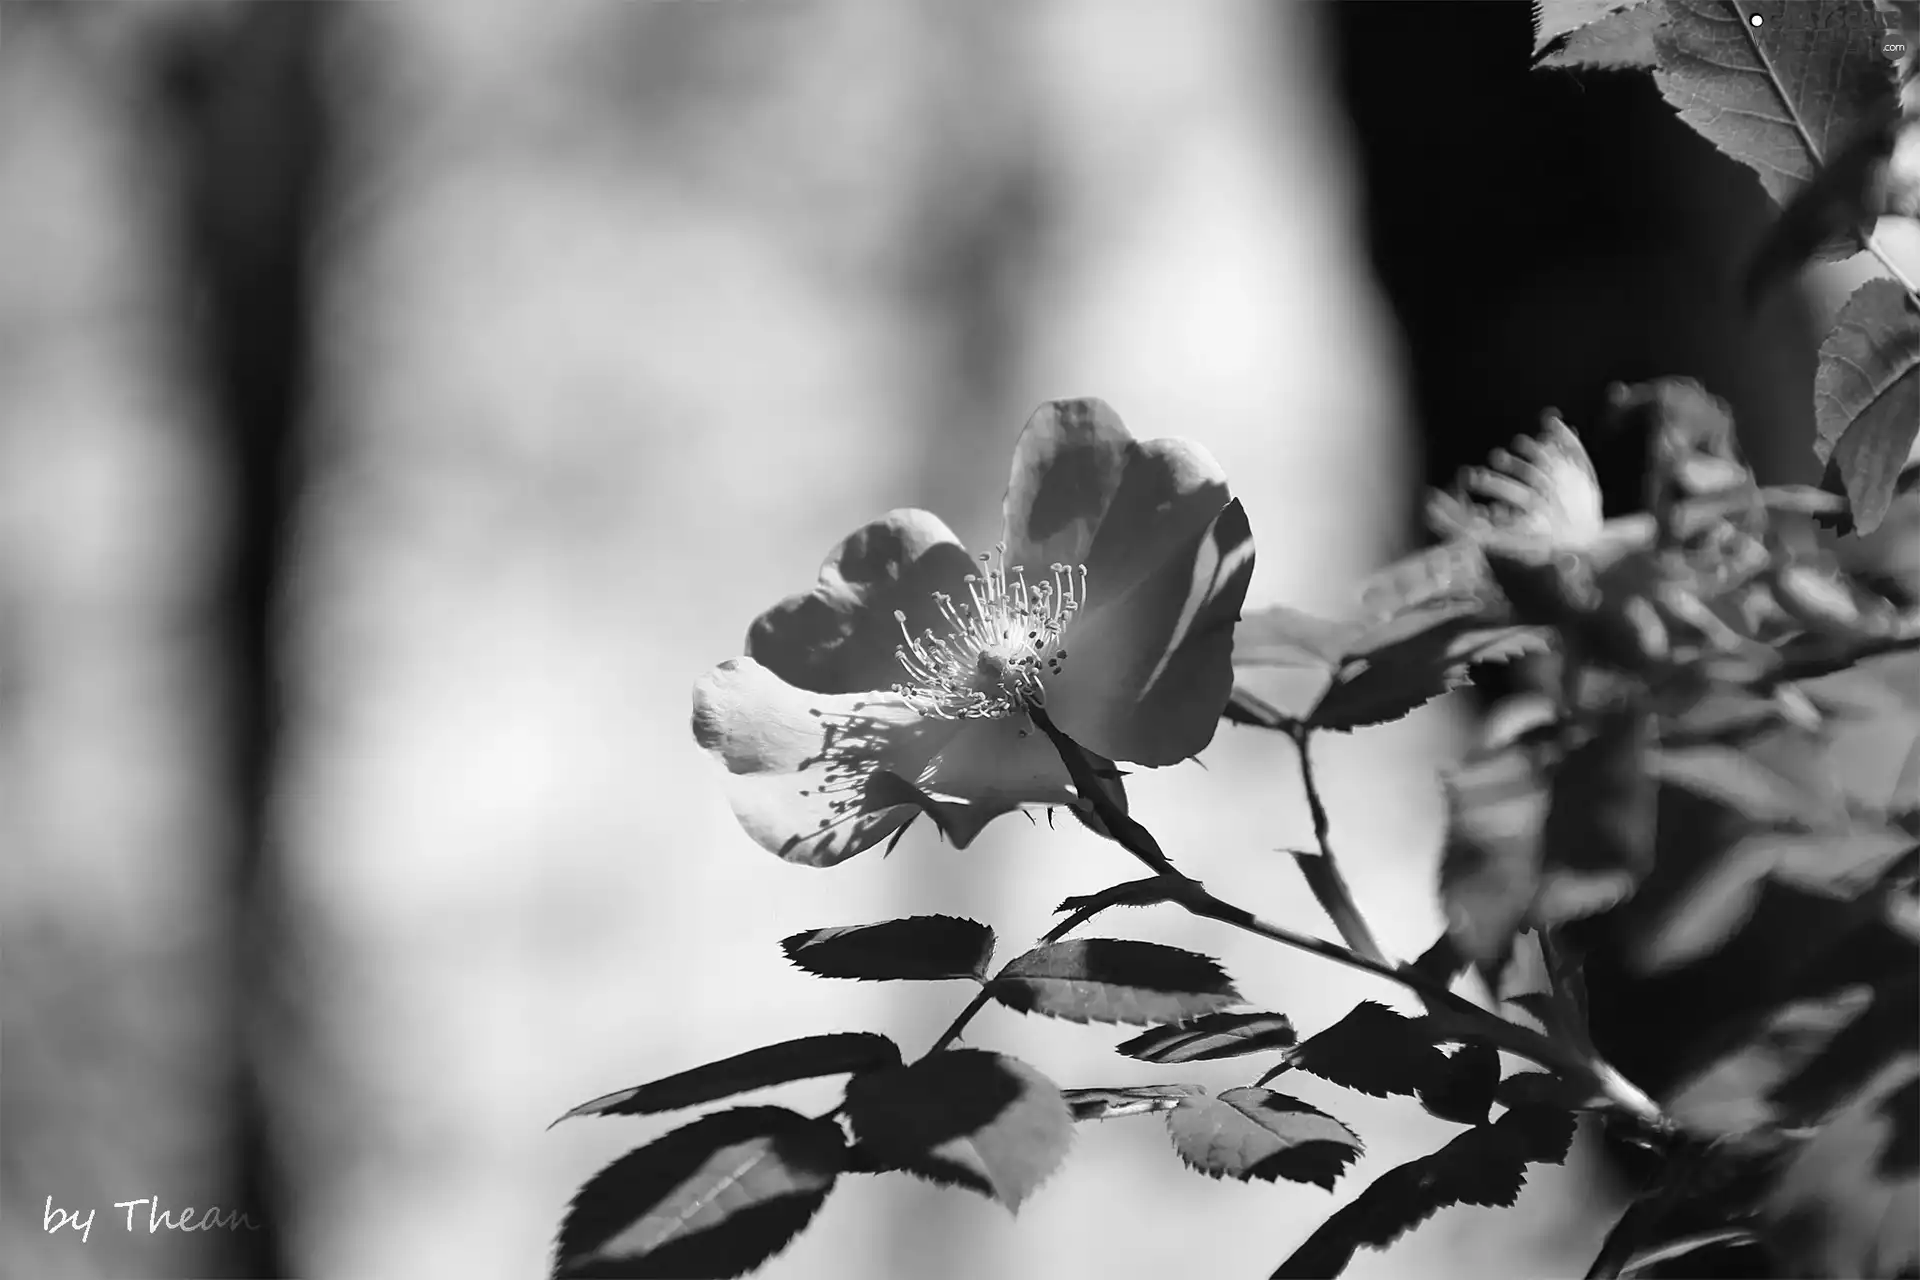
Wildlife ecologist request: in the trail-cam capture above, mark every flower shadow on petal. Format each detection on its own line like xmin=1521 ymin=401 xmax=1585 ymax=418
xmin=747 ymin=509 xmax=978 ymax=697
xmin=1002 ymin=399 xmax=1133 ymax=573
xmin=693 ymin=658 xmax=959 ymax=866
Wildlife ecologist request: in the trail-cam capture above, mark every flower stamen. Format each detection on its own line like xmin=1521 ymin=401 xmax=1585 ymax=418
xmin=892 ymin=545 xmax=1087 ymax=720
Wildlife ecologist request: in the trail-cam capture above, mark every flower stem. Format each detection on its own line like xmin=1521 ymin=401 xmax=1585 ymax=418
xmin=1030 ymin=706 xmax=1665 ymax=1125
xmin=1288 ymin=724 xmax=1388 ymax=965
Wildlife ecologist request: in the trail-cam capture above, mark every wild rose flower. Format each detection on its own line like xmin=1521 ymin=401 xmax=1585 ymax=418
xmin=692 ymin=398 xmax=1255 ymax=866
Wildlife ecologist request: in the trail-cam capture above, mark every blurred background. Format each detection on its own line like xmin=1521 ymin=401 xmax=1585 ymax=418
xmin=3 ymin=3 xmax=1913 ymax=1279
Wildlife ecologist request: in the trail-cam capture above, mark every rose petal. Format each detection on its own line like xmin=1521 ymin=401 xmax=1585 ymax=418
xmin=1045 ymin=498 xmax=1255 ymax=765
xmin=693 ymin=657 xmax=952 ymax=866
xmin=693 ymin=658 xmax=1080 ymax=865
xmin=1003 ymin=399 xmax=1234 ymax=610
xmin=746 ymin=509 xmax=977 ymax=696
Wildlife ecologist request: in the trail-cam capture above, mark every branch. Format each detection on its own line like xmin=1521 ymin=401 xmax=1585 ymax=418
xmin=1031 ymin=707 xmax=1665 ymax=1125
xmin=1287 ymin=723 xmax=1388 ymax=965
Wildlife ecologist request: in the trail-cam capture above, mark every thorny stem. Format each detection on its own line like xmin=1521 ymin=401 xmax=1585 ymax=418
xmin=1287 ymin=723 xmax=1389 ymax=965
xmin=1029 ymin=705 xmax=1666 ymax=1126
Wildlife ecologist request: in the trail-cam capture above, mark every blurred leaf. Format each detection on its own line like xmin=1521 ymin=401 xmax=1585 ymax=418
xmin=553 ymin=1033 xmax=902 ymax=1126
xmin=1636 ymin=830 xmax=1917 ymax=972
xmin=987 ymin=938 xmax=1241 ymax=1026
xmin=1663 ymin=988 xmax=1877 ymax=1136
xmin=1648 ymin=743 xmax=1848 ymax=828
xmin=1768 ymin=969 xmax=1920 ymax=1124
xmin=1534 ymin=0 xmax=1659 ymax=70
xmin=1418 ymin=1042 xmax=1502 ymax=1126
xmin=1307 ymin=598 xmax=1547 ymax=733
xmin=1115 ymin=1012 xmax=1298 ymax=1064
xmin=1235 ymin=605 xmax=1363 ymax=670
xmin=553 ymin=1106 xmax=844 ymax=1280
xmin=1762 ymin=1061 xmax=1920 ymax=1277
xmin=1746 ymin=112 xmax=1920 ymax=308
xmin=1815 ymin=279 xmax=1920 ymax=536
xmin=780 ymin=916 xmax=995 ymax=982
xmin=1439 ymin=737 xmax=1550 ymax=966
xmin=1062 ymin=1083 xmax=1205 ymax=1122
xmin=1265 ymin=1001 xmax=1449 ymax=1099
xmin=1539 ymin=702 xmax=1657 ymax=925
xmin=1653 ymin=1 xmax=1900 ymax=206
xmin=841 ymin=1049 xmax=1072 ymax=1211
xmin=1270 ymin=1106 xmax=1577 ymax=1278
xmin=1164 ymin=1088 xmax=1363 ymax=1191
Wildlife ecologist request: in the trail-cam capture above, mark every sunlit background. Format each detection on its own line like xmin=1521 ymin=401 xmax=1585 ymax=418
xmin=23 ymin=2 xmax=1901 ymax=1277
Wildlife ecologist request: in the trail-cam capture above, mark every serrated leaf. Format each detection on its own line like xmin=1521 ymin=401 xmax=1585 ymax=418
xmin=1270 ymin=1106 xmax=1576 ymax=1279
xmin=1063 ymin=1083 xmax=1206 ymax=1122
xmin=553 ymin=1033 xmax=902 ymax=1126
xmin=1116 ymin=1012 xmax=1298 ymax=1064
xmin=1418 ymin=1042 xmax=1502 ymax=1126
xmin=1234 ymin=604 xmax=1363 ymax=670
xmin=1654 ymin=0 xmax=1900 ymax=207
xmin=1534 ymin=0 xmax=1659 ymax=70
xmin=779 ymin=915 xmax=995 ymax=982
xmin=1307 ymin=597 xmax=1547 ymax=733
xmin=553 ymin=1106 xmax=844 ymax=1279
xmin=986 ymin=938 xmax=1241 ymax=1026
xmin=1165 ymin=1088 xmax=1363 ymax=1191
xmin=1815 ymin=279 xmax=1920 ymax=536
xmin=841 ymin=1049 xmax=1072 ymax=1211
xmin=1272 ymin=1001 xmax=1450 ymax=1099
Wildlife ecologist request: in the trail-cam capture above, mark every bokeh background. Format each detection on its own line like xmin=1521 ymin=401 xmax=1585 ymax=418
xmin=5 ymin=4 xmax=1915 ymax=1280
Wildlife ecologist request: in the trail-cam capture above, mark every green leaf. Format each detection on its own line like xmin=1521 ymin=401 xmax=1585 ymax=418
xmin=553 ymin=1106 xmax=844 ymax=1279
xmin=779 ymin=916 xmax=995 ymax=982
xmin=1271 ymin=1106 xmax=1576 ymax=1279
xmin=987 ymin=938 xmax=1241 ymax=1026
xmin=1265 ymin=1001 xmax=1450 ymax=1100
xmin=552 ymin=1033 xmax=902 ymax=1126
xmin=1115 ymin=1012 xmax=1298 ymax=1064
xmin=1063 ymin=1083 xmax=1206 ymax=1122
xmin=1653 ymin=0 xmax=1900 ymax=207
xmin=1533 ymin=0 xmax=1659 ymax=70
xmin=1164 ymin=1088 xmax=1363 ymax=1191
xmin=841 ymin=1049 xmax=1073 ymax=1210
xmin=1234 ymin=604 xmax=1363 ymax=670
xmin=1814 ymin=279 xmax=1920 ymax=536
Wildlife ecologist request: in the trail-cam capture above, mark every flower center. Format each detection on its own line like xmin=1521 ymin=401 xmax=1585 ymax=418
xmin=891 ymin=546 xmax=1087 ymax=720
